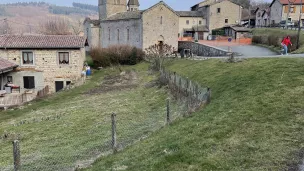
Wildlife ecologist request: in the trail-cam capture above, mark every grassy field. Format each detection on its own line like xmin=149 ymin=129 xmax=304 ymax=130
xmin=252 ymin=28 xmax=304 ymax=53
xmin=85 ymin=58 xmax=304 ymax=171
xmin=0 ymin=63 xmax=183 ymax=171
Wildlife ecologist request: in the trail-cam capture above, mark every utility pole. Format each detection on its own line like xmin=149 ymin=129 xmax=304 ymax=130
xmin=248 ymin=0 xmax=251 ymax=28
xmin=297 ymin=0 xmax=303 ymax=49
xmin=285 ymin=1 xmax=291 ymax=28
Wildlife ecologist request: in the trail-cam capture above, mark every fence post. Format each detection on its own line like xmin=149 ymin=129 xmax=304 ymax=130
xmin=12 ymin=140 xmax=20 ymax=171
xmin=166 ymin=98 xmax=171 ymax=125
xmin=207 ymin=88 xmax=212 ymax=104
xmin=111 ymin=113 xmax=117 ymax=153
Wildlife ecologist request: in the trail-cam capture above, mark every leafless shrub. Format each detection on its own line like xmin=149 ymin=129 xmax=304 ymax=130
xmin=90 ymin=45 xmax=144 ymax=68
xmin=145 ymin=43 xmax=174 ymax=71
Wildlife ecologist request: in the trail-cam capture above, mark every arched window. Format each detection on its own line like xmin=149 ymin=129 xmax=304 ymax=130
xmin=160 ymin=16 xmax=163 ymax=25
xmin=127 ymin=28 xmax=130 ymax=41
xmin=108 ymin=28 xmax=110 ymax=41
xmin=117 ymin=29 xmax=120 ymax=41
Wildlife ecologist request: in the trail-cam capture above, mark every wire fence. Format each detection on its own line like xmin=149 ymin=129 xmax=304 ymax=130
xmin=0 ymin=70 xmax=210 ymax=171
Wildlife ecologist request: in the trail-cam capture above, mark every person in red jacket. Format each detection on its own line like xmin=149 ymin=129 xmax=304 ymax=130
xmin=281 ymin=36 xmax=293 ymax=55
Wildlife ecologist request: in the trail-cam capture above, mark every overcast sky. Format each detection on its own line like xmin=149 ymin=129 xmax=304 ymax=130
xmin=0 ymin=0 xmax=205 ymax=10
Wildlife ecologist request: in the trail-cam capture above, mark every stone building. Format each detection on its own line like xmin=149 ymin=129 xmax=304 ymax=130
xmin=84 ymin=0 xmax=179 ymax=51
xmin=84 ymin=0 xmax=243 ymax=50
xmin=176 ymin=11 xmax=209 ymax=40
xmin=269 ymin=0 xmax=304 ymax=26
xmin=0 ymin=35 xmax=87 ymax=93
xmin=191 ymin=0 xmax=243 ymax=33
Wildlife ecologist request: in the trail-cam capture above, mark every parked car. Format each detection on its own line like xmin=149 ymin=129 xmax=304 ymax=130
xmin=280 ymin=20 xmax=294 ymax=27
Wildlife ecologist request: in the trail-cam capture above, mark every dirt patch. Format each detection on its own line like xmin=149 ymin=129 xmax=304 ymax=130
xmin=86 ymin=70 xmax=138 ymax=94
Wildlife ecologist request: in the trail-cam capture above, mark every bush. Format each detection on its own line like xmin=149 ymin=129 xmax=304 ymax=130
xmin=252 ymin=33 xmax=299 ymax=52
xmin=90 ymin=45 xmax=144 ymax=67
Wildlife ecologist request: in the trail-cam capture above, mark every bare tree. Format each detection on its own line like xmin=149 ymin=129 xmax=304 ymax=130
xmin=0 ymin=19 xmax=13 ymax=35
xmin=39 ymin=17 xmax=71 ymax=35
xmin=70 ymin=19 xmax=84 ymax=36
xmin=145 ymin=43 xmax=174 ymax=71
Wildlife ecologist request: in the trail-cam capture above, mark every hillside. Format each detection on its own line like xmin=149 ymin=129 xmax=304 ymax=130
xmin=85 ymin=58 xmax=304 ymax=171
xmin=0 ymin=3 xmax=98 ymax=35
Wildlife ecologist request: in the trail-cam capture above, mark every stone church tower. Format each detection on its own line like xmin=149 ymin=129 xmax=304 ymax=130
xmin=127 ymin=0 xmax=139 ymax=11
xmin=99 ymin=0 xmax=127 ymax=20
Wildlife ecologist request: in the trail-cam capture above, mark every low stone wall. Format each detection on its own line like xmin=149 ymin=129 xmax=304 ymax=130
xmin=178 ymin=41 xmax=228 ymax=57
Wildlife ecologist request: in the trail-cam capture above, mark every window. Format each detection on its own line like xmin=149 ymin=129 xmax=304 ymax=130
xmin=23 ymin=76 xmax=35 ymax=89
xmin=225 ymin=19 xmax=228 ymax=23
xmin=288 ymin=17 xmax=292 ymax=21
xmin=117 ymin=29 xmax=120 ymax=41
xmin=199 ymin=20 xmax=202 ymax=25
xmin=127 ymin=29 xmax=130 ymax=41
xmin=7 ymin=76 xmax=12 ymax=83
xmin=58 ymin=52 xmax=69 ymax=65
xmin=186 ymin=20 xmax=189 ymax=25
xmin=217 ymin=8 xmax=221 ymax=13
xmin=161 ymin=16 xmax=163 ymax=24
xmin=22 ymin=51 xmax=34 ymax=65
xmin=108 ymin=29 xmax=111 ymax=41
xmin=258 ymin=12 xmax=261 ymax=17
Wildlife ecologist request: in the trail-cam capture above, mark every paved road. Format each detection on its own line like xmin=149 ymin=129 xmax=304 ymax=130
xmin=218 ymin=45 xmax=278 ymax=57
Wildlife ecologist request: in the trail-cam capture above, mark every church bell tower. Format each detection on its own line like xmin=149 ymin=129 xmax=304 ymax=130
xmin=127 ymin=0 xmax=139 ymax=11
xmin=99 ymin=0 xmax=127 ymax=20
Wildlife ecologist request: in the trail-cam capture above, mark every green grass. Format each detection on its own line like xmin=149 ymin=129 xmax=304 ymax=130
xmin=0 ymin=63 xmax=183 ymax=171
xmin=85 ymin=58 xmax=304 ymax=171
xmin=252 ymin=28 xmax=304 ymax=53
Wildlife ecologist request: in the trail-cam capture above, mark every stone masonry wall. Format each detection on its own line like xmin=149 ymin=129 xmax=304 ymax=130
xmin=101 ymin=19 xmax=142 ymax=48
xmin=0 ymin=48 xmax=85 ymax=93
xmin=178 ymin=41 xmax=228 ymax=57
xmin=142 ymin=3 xmax=179 ymax=50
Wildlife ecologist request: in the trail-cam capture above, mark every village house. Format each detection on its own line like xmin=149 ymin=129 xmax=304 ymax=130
xmin=176 ymin=11 xmax=209 ymax=40
xmin=269 ymin=0 xmax=304 ymax=26
xmin=191 ymin=0 xmax=243 ymax=33
xmin=0 ymin=35 xmax=88 ymax=93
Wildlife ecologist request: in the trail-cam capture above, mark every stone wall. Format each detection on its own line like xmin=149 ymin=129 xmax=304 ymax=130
xmin=0 ymin=48 xmax=85 ymax=93
xmin=142 ymin=3 xmax=179 ymax=50
xmin=178 ymin=41 xmax=228 ymax=57
xmin=101 ymin=19 xmax=142 ymax=48
xmin=99 ymin=0 xmax=127 ymax=20
xmin=84 ymin=22 xmax=100 ymax=50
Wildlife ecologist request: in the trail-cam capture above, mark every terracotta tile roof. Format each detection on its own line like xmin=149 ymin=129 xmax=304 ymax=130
xmin=280 ymin=0 xmax=303 ymax=4
xmin=0 ymin=35 xmax=87 ymax=49
xmin=0 ymin=58 xmax=18 ymax=73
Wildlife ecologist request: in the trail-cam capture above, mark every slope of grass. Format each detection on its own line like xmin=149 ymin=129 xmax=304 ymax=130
xmin=85 ymin=58 xmax=304 ymax=171
xmin=252 ymin=28 xmax=304 ymax=53
xmin=0 ymin=63 xmax=183 ymax=171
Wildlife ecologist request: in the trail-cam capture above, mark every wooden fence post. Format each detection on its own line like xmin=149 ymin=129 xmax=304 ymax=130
xmin=111 ymin=113 xmax=117 ymax=153
xmin=12 ymin=140 xmax=20 ymax=171
xmin=207 ymin=88 xmax=211 ymax=104
xmin=166 ymin=98 xmax=171 ymax=125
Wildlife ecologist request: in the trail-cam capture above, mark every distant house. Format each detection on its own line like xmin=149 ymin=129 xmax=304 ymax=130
xmin=191 ymin=0 xmax=243 ymax=33
xmin=241 ymin=9 xmax=257 ymax=27
xmin=0 ymin=35 xmax=88 ymax=93
xmin=176 ymin=11 xmax=209 ymax=40
xmin=223 ymin=25 xmax=251 ymax=39
xmin=270 ymin=0 xmax=304 ymax=26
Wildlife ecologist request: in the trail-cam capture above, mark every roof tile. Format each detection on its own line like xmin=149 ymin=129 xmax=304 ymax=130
xmin=0 ymin=58 xmax=18 ymax=72
xmin=0 ymin=35 xmax=87 ymax=49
